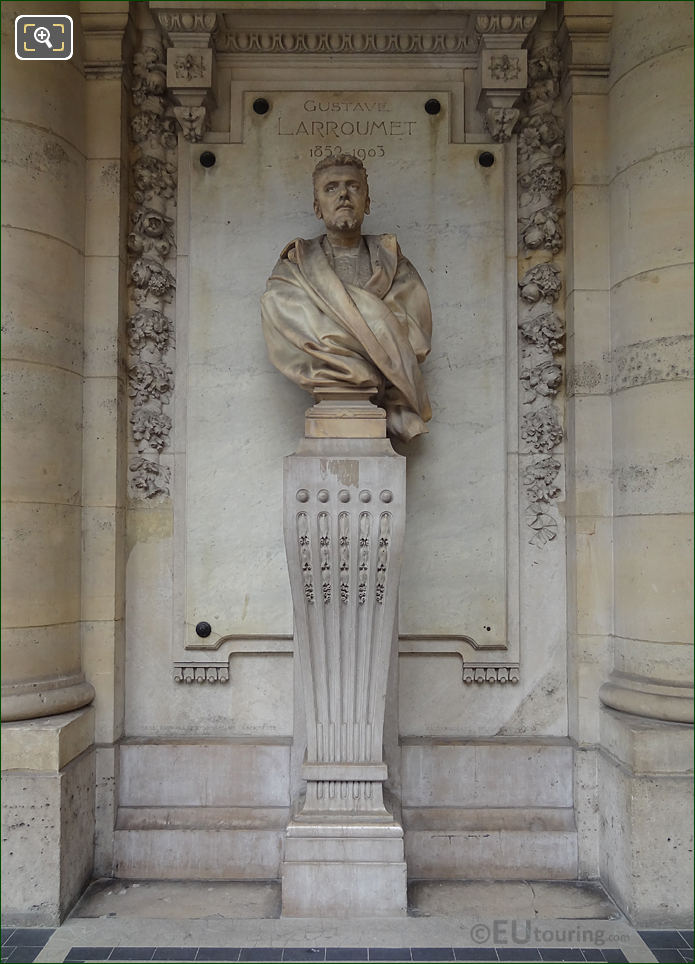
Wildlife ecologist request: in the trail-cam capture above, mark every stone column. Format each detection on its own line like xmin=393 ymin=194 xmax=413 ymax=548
xmin=1 ymin=1 xmax=94 ymax=724
xmin=559 ymin=1 xmax=613 ymax=882
xmin=80 ymin=0 xmax=133 ymax=878
xmin=599 ymin=0 xmax=693 ymax=925
xmin=281 ymin=392 xmax=407 ymax=917
xmin=1 ymin=0 xmax=95 ymax=924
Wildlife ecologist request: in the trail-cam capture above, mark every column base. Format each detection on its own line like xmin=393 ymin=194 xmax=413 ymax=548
xmin=599 ymin=706 xmax=693 ymax=926
xmin=1 ymin=674 xmax=95 ymax=723
xmin=1 ymin=708 xmax=95 ymax=925
xmin=282 ymin=820 xmax=407 ymax=917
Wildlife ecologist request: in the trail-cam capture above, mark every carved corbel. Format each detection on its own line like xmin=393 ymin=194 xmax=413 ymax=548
xmin=474 ymin=13 xmax=536 ymax=142
xmin=153 ymin=10 xmax=219 ymax=142
xmin=172 ymin=106 xmax=208 ymax=143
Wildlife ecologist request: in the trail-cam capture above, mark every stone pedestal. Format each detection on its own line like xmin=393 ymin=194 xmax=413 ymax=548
xmin=282 ymin=395 xmax=407 ymax=916
xmin=1 ymin=709 xmax=95 ymax=925
xmin=598 ymin=707 xmax=694 ymax=926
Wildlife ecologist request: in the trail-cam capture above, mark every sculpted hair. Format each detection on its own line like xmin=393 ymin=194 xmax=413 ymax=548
xmin=312 ymin=154 xmax=369 ymax=196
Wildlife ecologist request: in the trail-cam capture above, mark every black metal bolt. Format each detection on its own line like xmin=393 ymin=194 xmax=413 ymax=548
xmin=253 ymin=98 xmax=270 ymax=115
xmin=478 ymin=151 xmax=495 ymax=168
xmin=195 ymin=621 xmax=212 ymax=638
xmin=199 ymin=151 xmax=216 ymax=168
xmin=425 ymin=98 xmax=441 ymax=115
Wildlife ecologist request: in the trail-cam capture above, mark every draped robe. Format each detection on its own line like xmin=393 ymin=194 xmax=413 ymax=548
xmin=260 ymin=233 xmax=432 ymax=441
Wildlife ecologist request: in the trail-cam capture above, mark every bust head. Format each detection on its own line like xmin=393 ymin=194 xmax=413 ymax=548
xmin=312 ymin=154 xmax=371 ymax=245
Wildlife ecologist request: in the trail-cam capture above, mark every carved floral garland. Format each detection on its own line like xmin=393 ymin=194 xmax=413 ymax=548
xmin=517 ymin=37 xmax=565 ymax=547
xmin=127 ymin=38 xmax=178 ymax=498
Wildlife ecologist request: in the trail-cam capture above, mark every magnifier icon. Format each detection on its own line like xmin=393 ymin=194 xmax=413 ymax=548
xmin=33 ymin=25 xmax=52 ymax=48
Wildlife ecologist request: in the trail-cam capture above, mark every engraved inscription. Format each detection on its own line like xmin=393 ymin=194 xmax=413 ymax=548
xmin=272 ymin=95 xmax=421 ymax=161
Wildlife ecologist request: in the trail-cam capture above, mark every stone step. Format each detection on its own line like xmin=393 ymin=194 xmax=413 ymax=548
xmin=403 ymin=806 xmax=578 ymax=880
xmin=113 ymin=807 xmax=288 ymax=879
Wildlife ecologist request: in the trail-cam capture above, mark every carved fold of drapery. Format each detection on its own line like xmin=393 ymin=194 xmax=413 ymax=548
xmin=516 ymin=35 xmax=566 ymax=547
xmin=126 ymin=34 xmax=178 ymax=498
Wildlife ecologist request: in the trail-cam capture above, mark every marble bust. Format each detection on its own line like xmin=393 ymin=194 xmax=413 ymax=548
xmin=261 ymin=154 xmax=432 ymax=441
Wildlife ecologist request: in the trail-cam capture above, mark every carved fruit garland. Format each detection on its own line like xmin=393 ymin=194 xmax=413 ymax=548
xmin=127 ymin=38 xmax=178 ymax=498
xmin=517 ymin=38 xmax=565 ymax=547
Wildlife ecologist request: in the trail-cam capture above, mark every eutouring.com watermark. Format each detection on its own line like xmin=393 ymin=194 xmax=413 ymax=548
xmin=468 ymin=921 xmax=631 ymax=947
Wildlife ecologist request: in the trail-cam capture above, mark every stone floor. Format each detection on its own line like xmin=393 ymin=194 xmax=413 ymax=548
xmin=1 ymin=881 xmax=692 ymax=964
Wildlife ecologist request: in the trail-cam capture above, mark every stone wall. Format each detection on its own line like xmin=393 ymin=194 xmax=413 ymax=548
xmin=1 ymin=0 xmax=692 ymax=927
xmin=561 ymin=0 xmax=693 ymax=925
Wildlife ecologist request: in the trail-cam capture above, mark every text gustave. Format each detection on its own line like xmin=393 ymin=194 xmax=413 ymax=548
xmin=276 ymin=98 xmax=417 ymax=159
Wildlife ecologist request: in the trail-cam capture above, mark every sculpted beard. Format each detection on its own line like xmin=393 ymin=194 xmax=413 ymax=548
xmin=333 ymin=208 xmax=360 ymax=232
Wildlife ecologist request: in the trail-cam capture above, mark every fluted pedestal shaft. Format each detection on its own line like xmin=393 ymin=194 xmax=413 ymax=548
xmin=281 ymin=398 xmax=407 ymax=916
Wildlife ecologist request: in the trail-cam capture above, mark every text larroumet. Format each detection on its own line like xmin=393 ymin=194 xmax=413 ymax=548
xmin=278 ymin=118 xmax=417 ymax=137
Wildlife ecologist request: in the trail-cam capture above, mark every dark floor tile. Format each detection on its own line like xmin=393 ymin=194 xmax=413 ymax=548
xmin=111 ymin=947 xmax=156 ymax=961
xmin=368 ymin=951 xmax=412 ymax=962
xmin=641 ymin=933 xmax=689 ymax=950
xmin=0 ymin=953 xmax=11 ymax=964
xmin=453 ymin=950 xmax=497 ymax=962
xmin=283 ymin=951 xmax=326 ymax=962
xmin=600 ymin=951 xmax=627 ymax=963
xmin=152 ymin=949 xmax=199 ymax=961
xmin=677 ymin=951 xmax=695 ymax=964
xmin=495 ymin=951 xmax=542 ymax=962
xmin=324 ymin=949 xmax=369 ymax=961
xmin=411 ymin=950 xmax=455 ymax=962
xmin=195 ymin=949 xmax=241 ymax=962
xmin=680 ymin=935 xmax=695 ymax=950
xmin=1 ymin=933 xmax=15 ymax=948
xmin=651 ymin=951 xmax=689 ymax=964
xmin=239 ymin=950 xmax=283 ymax=962
xmin=65 ymin=949 xmax=114 ymax=962
xmin=540 ymin=951 xmax=584 ymax=962
xmin=6 ymin=930 xmax=53 ymax=947
xmin=6 ymin=948 xmax=43 ymax=964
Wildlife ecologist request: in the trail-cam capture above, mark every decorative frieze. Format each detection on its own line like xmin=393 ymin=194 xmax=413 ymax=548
xmin=127 ymin=37 xmax=178 ymax=499
xmin=462 ymin=664 xmax=520 ymax=684
xmin=157 ymin=12 xmax=217 ymax=35
xmin=517 ymin=36 xmax=566 ymax=545
xmin=475 ymin=14 xmax=538 ymax=35
xmin=217 ymin=30 xmax=476 ymax=56
xmin=173 ymin=662 xmax=230 ymax=684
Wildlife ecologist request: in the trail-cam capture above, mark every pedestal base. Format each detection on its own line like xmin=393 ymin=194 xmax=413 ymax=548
xmin=1 ymin=708 xmax=95 ymax=925
xmin=282 ymin=821 xmax=407 ymax=917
